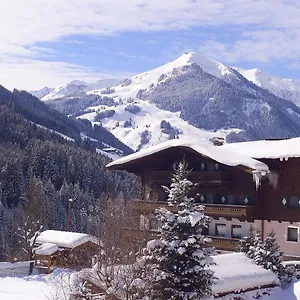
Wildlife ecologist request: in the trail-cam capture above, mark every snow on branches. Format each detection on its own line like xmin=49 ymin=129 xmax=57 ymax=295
xmin=136 ymin=160 xmax=216 ymax=300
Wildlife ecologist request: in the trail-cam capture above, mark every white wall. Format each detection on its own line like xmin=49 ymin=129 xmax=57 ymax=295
xmin=208 ymin=218 xmax=262 ymax=239
xmin=263 ymin=221 xmax=300 ymax=258
xmin=141 ymin=214 xmax=263 ymax=240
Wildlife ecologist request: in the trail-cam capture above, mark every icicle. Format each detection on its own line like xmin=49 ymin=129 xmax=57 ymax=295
xmin=252 ymin=171 xmax=262 ymax=190
xmin=268 ymin=172 xmax=279 ymax=188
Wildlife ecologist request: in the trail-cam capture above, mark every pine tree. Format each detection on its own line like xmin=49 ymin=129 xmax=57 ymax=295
xmin=253 ymin=230 xmax=285 ymax=277
xmin=238 ymin=229 xmax=289 ymax=282
xmin=237 ymin=225 xmax=255 ymax=254
xmin=139 ymin=160 xmax=215 ymax=300
xmin=248 ymin=231 xmax=263 ymax=260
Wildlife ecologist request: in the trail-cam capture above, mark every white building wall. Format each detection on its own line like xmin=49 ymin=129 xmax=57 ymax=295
xmin=208 ymin=218 xmax=262 ymax=239
xmin=141 ymin=213 xmax=263 ymax=241
xmin=263 ymin=221 xmax=300 ymax=258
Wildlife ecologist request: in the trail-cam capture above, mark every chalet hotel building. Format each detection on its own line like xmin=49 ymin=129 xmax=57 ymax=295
xmin=107 ymin=137 xmax=300 ymax=259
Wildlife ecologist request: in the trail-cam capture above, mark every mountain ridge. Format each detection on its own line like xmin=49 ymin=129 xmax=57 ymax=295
xmin=30 ymin=52 xmax=300 ymax=151
xmin=32 ymin=78 xmax=121 ymax=101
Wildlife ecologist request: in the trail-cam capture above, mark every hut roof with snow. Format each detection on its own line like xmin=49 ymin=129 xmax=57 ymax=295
xmin=34 ymin=230 xmax=100 ymax=250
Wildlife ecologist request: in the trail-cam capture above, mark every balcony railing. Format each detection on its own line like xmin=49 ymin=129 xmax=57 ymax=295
xmin=122 ymin=228 xmax=239 ymax=251
xmin=150 ymin=171 xmax=232 ymax=184
xmin=132 ymin=200 xmax=255 ymax=219
xmin=208 ymin=236 xmax=240 ymax=251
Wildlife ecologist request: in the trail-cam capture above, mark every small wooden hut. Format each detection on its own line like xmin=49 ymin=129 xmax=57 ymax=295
xmin=33 ymin=230 xmax=100 ymax=272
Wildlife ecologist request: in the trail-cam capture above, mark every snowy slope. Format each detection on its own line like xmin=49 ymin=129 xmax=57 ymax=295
xmin=80 ymin=99 xmax=238 ymax=151
xmin=29 ymin=87 xmax=54 ymax=99
xmin=39 ymin=78 xmax=120 ymax=101
xmin=234 ymin=67 xmax=300 ymax=106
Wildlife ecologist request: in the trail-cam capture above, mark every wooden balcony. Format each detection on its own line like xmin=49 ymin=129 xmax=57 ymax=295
xmin=150 ymin=171 xmax=232 ymax=184
xmin=208 ymin=236 xmax=240 ymax=251
xmin=132 ymin=201 xmax=255 ymax=220
xmin=122 ymin=228 xmax=239 ymax=252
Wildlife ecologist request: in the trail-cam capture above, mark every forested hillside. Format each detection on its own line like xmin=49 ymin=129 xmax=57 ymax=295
xmin=0 ymin=103 xmax=140 ymax=260
xmin=0 ymin=86 xmax=132 ymax=155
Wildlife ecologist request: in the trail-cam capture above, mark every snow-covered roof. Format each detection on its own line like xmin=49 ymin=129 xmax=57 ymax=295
xmin=34 ymin=243 xmax=58 ymax=256
xmin=223 ymin=137 xmax=300 ymax=160
xmin=0 ymin=261 xmax=31 ymax=271
xmin=34 ymin=230 xmax=99 ymax=249
xmin=106 ymin=138 xmax=269 ymax=173
xmin=212 ymin=253 xmax=279 ymax=295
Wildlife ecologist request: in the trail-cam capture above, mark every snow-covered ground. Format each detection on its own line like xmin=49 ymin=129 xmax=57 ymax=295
xmin=0 ymin=269 xmax=76 ymax=300
xmin=0 ymin=266 xmax=299 ymax=299
xmin=80 ymin=99 xmax=239 ymax=151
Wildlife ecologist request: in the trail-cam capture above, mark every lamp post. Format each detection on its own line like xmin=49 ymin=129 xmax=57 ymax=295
xmin=67 ymin=198 xmax=73 ymax=232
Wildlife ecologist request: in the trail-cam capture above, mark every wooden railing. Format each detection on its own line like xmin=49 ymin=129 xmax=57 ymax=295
xmin=150 ymin=171 xmax=232 ymax=184
xmin=208 ymin=236 xmax=240 ymax=251
xmin=132 ymin=201 xmax=255 ymax=219
xmin=122 ymin=228 xmax=239 ymax=251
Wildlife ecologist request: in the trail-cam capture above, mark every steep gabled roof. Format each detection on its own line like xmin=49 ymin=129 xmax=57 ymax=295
xmin=106 ymin=138 xmax=269 ymax=173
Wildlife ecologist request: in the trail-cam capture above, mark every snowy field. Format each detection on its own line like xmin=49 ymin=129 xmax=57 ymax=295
xmin=0 ymin=269 xmax=76 ymax=300
xmin=0 ymin=267 xmax=300 ymax=299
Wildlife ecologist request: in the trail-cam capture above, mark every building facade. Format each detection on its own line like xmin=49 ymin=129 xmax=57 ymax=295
xmin=107 ymin=138 xmax=300 ymax=258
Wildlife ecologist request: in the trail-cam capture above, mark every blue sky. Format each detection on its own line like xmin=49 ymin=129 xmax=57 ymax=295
xmin=0 ymin=0 xmax=299 ymax=90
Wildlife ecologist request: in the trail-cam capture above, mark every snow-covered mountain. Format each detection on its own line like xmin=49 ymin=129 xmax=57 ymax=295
xmin=233 ymin=67 xmax=300 ymax=107
xmin=44 ymin=52 xmax=300 ymax=151
xmin=31 ymin=79 xmax=121 ymax=101
xmin=30 ymin=87 xmax=54 ymax=99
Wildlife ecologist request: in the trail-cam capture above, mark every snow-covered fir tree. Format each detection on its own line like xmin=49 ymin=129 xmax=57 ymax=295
xmin=138 ymin=160 xmax=216 ymax=300
xmin=247 ymin=231 xmax=263 ymax=260
xmin=238 ymin=229 xmax=288 ymax=281
xmin=253 ymin=230 xmax=285 ymax=277
xmin=237 ymin=225 xmax=255 ymax=254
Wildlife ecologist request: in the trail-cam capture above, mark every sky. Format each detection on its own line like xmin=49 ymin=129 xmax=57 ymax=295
xmin=1 ymin=0 xmax=300 ymax=90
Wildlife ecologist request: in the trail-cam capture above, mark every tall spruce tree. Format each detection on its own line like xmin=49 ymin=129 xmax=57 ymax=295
xmin=140 ymin=160 xmax=215 ymax=300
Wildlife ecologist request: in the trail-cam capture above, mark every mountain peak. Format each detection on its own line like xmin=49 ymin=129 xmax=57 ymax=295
xmin=29 ymin=86 xmax=55 ymax=99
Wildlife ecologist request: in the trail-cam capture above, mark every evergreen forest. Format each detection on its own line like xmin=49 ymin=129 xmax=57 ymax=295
xmin=0 ymin=88 xmax=140 ymax=260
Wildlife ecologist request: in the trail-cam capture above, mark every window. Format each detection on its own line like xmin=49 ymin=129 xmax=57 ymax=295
xmin=215 ymin=223 xmax=226 ymax=237
xmin=207 ymin=163 xmax=215 ymax=172
xmin=287 ymin=227 xmax=298 ymax=242
xmin=213 ymin=194 xmax=222 ymax=204
xmin=231 ymin=225 xmax=242 ymax=239
xmin=149 ymin=218 xmax=159 ymax=230
xmin=289 ymin=196 xmax=300 ymax=209
xmin=228 ymin=194 xmax=235 ymax=205
xmin=207 ymin=193 xmax=214 ymax=204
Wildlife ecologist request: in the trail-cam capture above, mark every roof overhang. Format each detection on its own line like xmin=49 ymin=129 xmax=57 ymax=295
xmin=106 ymin=139 xmax=269 ymax=175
